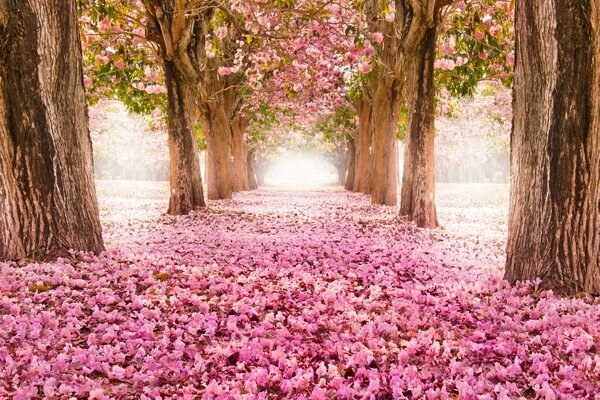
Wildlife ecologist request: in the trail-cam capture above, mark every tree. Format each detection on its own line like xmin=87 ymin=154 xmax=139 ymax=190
xmin=362 ymin=1 xmax=454 ymax=208
xmin=344 ymin=134 xmax=356 ymax=190
xmin=230 ymin=114 xmax=250 ymax=192
xmin=505 ymin=0 xmax=599 ymax=295
xmin=0 ymin=0 xmax=104 ymax=260
xmin=141 ymin=0 xmax=208 ymax=213
xmin=353 ymin=0 xmax=513 ymax=224
xmin=353 ymin=97 xmax=373 ymax=193
xmin=399 ymin=2 xmax=450 ymax=228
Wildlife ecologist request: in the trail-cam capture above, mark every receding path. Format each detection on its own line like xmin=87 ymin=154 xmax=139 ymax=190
xmin=0 ymin=181 xmax=597 ymax=399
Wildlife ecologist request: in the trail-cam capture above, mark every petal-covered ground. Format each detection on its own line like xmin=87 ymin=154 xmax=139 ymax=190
xmin=1 ymin=182 xmax=598 ymax=400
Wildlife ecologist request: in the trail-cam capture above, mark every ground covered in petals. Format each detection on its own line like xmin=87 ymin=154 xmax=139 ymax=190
xmin=1 ymin=182 xmax=599 ymax=399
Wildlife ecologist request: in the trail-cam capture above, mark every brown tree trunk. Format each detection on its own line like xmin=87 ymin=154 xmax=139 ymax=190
xmin=505 ymin=0 xmax=600 ymax=295
xmin=353 ymin=99 xmax=372 ymax=193
xmin=201 ymin=102 xmax=233 ymax=200
xmin=336 ymin=162 xmax=347 ymax=186
xmin=345 ymin=136 xmax=356 ymax=191
xmin=399 ymin=19 xmax=439 ymax=228
xmin=370 ymin=76 xmax=400 ymax=205
xmin=247 ymin=149 xmax=258 ymax=190
xmin=163 ymin=60 xmax=205 ymax=214
xmin=365 ymin=131 xmax=374 ymax=195
xmin=231 ymin=115 xmax=250 ymax=192
xmin=0 ymin=0 xmax=104 ymax=261
xmin=255 ymin=157 xmax=266 ymax=187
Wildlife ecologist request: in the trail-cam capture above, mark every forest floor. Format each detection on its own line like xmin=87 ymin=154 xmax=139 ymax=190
xmin=1 ymin=181 xmax=599 ymax=399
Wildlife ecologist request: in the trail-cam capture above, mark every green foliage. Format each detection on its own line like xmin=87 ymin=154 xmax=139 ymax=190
xmin=195 ymin=124 xmax=207 ymax=151
xmin=80 ymin=0 xmax=166 ymax=116
xmin=480 ymin=82 xmax=498 ymax=97
xmin=396 ymin=105 xmax=408 ymax=141
xmin=313 ymin=105 xmax=356 ymax=152
xmin=437 ymin=0 xmax=514 ymax=97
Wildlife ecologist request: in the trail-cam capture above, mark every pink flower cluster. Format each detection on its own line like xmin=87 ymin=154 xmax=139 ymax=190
xmin=0 ymin=186 xmax=598 ymax=399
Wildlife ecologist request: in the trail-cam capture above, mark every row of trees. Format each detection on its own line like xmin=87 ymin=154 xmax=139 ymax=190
xmin=0 ymin=0 xmax=598 ymax=295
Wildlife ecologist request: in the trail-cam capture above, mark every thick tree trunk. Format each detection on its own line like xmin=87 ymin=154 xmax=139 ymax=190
xmin=231 ymin=116 xmax=250 ymax=192
xmin=247 ymin=149 xmax=258 ymax=190
xmin=399 ymin=21 xmax=439 ymax=228
xmin=370 ymin=76 xmax=400 ymax=205
xmin=0 ymin=0 xmax=104 ymax=260
xmin=353 ymin=99 xmax=372 ymax=193
xmin=505 ymin=0 xmax=600 ymax=295
xmin=163 ymin=60 xmax=205 ymax=214
xmin=201 ymin=102 xmax=233 ymax=200
xmin=345 ymin=136 xmax=356 ymax=191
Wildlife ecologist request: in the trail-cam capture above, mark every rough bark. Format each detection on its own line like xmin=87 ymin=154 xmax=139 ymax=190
xmin=345 ymin=136 xmax=356 ymax=191
xmin=255 ymin=156 xmax=267 ymax=187
xmin=144 ymin=1 xmax=208 ymax=214
xmin=247 ymin=149 xmax=258 ymax=190
xmin=370 ymin=76 xmax=400 ymax=205
xmin=201 ymin=102 xmax=233 ymax=200
xmin=0 ymin=0 xmax=104 ymax=260
xmin=163 ymin=60 xmax=205 ymax=214
xmin=367 ymin=0 xmax=453 ymax=207
xmin=353 ymin=99 xmax=373 ymax=193
xmin=505 ymin=0 xmax=600 ymax=295
xmin=231 ymin=116 xmax=250 ymax=192
xmin=399 ymin=17 xmax=440 ymax=228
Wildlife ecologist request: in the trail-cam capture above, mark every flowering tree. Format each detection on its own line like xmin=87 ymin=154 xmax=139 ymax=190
xmin=346 ymin=0 xmax=513 ymax=228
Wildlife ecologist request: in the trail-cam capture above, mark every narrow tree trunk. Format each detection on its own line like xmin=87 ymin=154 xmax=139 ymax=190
xmin=400 ymin=20 xmax=439 ymax=228
xmin=201 ymin=102 xmax=233 ymax=200
xmin=365 ymin=131 xmax=374 ymax=195
xmin=256 ymin=157 xmax=266 ymax=187
xmin=247 ymin=149 xmax=258 ymax=190
xmin=370 ymin=76 xmax=400 ymax=205
xmin=231 ymin=116 xmax=250 ymax=192
xmin=505 ymin=0 xmax=599 ymax=295
xmin=353 ymin=99 xmax=373 ymax=193
xmin=345 ymin=136 xmax=356 ymax=191
xmin=0 ymin=0 xmax=104 ymax=260
xmin=336 ymin=163 xmax=347 ymax=186
xmin=163 ymin=60 xmax=205 ymax=214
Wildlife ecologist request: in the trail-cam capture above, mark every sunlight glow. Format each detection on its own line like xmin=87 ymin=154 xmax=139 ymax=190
xmin=264 ymin=151 xmax=337 ymax=187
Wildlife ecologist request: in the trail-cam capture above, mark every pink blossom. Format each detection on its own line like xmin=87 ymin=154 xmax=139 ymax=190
xmin=218 ymin=66 xmax=233 ymax=76
xmin=371 ymin=32 xmax=384 ymax=43
xmin=358 ymin=62 xmax=372 ymax=74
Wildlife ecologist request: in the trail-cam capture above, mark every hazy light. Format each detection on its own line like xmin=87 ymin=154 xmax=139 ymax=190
xmin=264 ymin=151 xmax=337 ymax=187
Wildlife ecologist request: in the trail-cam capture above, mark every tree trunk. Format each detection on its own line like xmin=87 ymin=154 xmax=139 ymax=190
xmin=201 ymin=102 xmax=233 ymax=200
xmin=336 ymin=162 xmax=347 ymax=186
xmin=256 ymin=157 xmax=266 ymax=187
xmin=365 ymin=130 xmax=374 ymax=195
xmin=163 ymin=60 xmax=205 ymax=214
xmin=370 ymin=76 xmax=400 ymax=205
xmin=399 ymin=20 xmax=439 ymax=229
xmin=345 ymin=136 xmax=356 ymax=191
xmin=247 ymin=149 xmax=258 ymax=190
xmin=231 ymin=115 xmax=250 ymax=192
xmin=353 ymin=99 xmax=372 ymax=193
xmin=505 ymin=0 xmax=599 ymax=295
xmin=0 ymin=0 xmax=104 ymax=261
